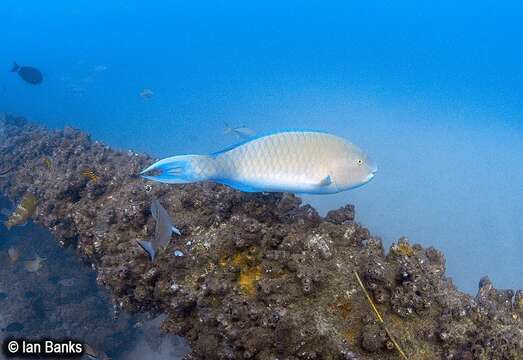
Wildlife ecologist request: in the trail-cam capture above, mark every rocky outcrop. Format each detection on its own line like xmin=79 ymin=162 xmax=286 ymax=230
xmin=1 ymin=114 xmax=522 ymax=359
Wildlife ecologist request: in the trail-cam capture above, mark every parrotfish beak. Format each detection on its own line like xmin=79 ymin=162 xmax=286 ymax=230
xmin=366 ymin=160 xmax=378 ymax=182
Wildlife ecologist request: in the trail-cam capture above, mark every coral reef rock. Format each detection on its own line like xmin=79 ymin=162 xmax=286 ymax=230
xmin=1 ymin=113 xmax=522 ymax=359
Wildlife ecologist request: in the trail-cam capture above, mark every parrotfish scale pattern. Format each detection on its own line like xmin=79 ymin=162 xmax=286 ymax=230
xmin=214 ymin=132 xmax=338 ymax=191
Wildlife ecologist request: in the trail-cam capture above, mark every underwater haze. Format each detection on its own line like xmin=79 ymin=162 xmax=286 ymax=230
xmin=1 ymin=0 xmax=522 ymax=297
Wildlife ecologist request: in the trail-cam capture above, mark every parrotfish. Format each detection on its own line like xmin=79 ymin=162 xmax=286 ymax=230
xmin=141 ymin=130 xmax=377 ymax=194
xmin=137 ymin=199 xmax=181 ymax=261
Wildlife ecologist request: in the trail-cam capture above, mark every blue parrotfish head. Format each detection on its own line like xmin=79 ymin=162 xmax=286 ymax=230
xmin=331 ymin=143 xmax=377 ymax=191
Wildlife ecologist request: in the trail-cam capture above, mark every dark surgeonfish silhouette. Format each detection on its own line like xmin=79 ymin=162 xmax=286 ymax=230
xmin=10 ymin=62 xmax=43 ymax=84
xmin=137 ymin=199 xmax=181 ymax=261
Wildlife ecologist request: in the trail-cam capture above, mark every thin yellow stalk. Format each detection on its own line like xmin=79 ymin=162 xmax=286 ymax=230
xmin=352 ymin=270 xmax=410 ymax=360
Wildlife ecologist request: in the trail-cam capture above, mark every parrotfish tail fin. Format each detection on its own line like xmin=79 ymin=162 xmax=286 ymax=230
xmin=140 ymin=155 xmax=217 ymax=184
xmin=10 ymin=62 xmax=19 ymax=72
xmin=136 ymin=240 xmax=156 ymax=261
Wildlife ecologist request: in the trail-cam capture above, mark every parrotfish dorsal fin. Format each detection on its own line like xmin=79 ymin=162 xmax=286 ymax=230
xmin=319 ymin=175 xmax=332 ymax=186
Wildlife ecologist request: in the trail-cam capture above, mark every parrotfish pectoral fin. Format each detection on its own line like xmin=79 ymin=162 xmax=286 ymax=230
xmin=172 ymin=226 xmax=181 ymax=236
xmin=141 ymin=155 xmax=216 ymax=184
xmin=136 ymin=240 xmax=156 ymax=261
xmin=319 ymin=175 xmax=332 ymax=186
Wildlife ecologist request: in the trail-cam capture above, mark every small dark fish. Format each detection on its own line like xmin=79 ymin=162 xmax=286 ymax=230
xmin=0 ymin=166 xmax=14 ymax=177
xmin=136 ymin=199 xmax=181 ymax=261
xmin=0 ymin=292 xmax=7 ymax=301
xmin=84 ymin=344 xmax=111 ymax=360
xmin=4 ymin=322 xmax=24 ymax=332
xmin=5 ymin=193 xmax=38 ymax=230
xmin=82 ymin=168 xmax=98 ymax=182
xmin=24 ymin=291 xmax=37 ymax=299
xmin=11 ymin=62 xmax=43 ymax=85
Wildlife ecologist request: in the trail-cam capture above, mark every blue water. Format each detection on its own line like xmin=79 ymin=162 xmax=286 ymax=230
xmin=1 ymin=0 xmax=522 ymax=297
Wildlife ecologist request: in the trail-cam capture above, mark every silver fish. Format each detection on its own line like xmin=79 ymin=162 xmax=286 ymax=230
xmin=224 ymin=123 xmax=256 ymax=139
xmin=142 ymin=130 xmax=377 ymax=194
xmin=93 ymin=65 xmax=108 ymax=72
xmin=58 ymin=278 xmax=76 ymax=287
xmin=8 ymin=247 xmax=20 ymax=263
xmin=24 ymin=254 xmax=45 ymax=273
xmin=140 ymin=88 xmax=154 ymax=99
xmin=137 ymin=199 xmax=181 ymax=261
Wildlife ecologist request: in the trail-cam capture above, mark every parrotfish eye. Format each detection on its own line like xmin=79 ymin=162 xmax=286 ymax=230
xmin=356 ymin=159 xmax=363 ymax=166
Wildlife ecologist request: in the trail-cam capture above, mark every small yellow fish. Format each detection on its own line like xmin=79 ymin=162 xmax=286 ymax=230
xmin=5 ymin=194 xmax=38 ymax=230
xmin=8 ymin=247 xmax=20 ymax=263
xmin=43 ymin=157 xmax=52 ymax=169
xmin=82 ymin=168 xmax=98 ymax=182
xmin=24 ymin=254 xmax=46 ymax=273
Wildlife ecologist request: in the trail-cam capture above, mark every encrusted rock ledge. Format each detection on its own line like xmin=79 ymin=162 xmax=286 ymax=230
xmin=1 ymin=114 xmax=522 ymax=359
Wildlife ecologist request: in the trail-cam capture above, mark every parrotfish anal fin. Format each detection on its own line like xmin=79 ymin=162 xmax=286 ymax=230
xmin=216 ymin=179 xmax=264 ymax=193
xmin=319 ymin=175 xmax=332 ymax=186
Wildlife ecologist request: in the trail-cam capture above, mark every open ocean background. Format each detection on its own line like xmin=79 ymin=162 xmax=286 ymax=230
xmin=1 ymin=0 xmax=521 ymax=311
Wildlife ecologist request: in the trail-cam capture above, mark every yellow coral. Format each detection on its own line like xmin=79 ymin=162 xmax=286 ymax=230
xmin=43 ymin=157 xmax=52 ymax=169
xmin=329 ymin=301 xmax=352 ymax=319
xmin=218 ymin=255 xmax=229 ymax=267
xmin=239 ymin=265 xmax=262 ymax=296
xmin=392 ymin=242 xmax=415 ymax=257
xmin=517 ymin=295 xmax=523 ymax=312
xmin=232 ymin=246 xmax=258 ymax=267
xmin=337 ymin=301 xmax=352 ymax=319
xmin=219 ymin=247 xmax=262 ymax=296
